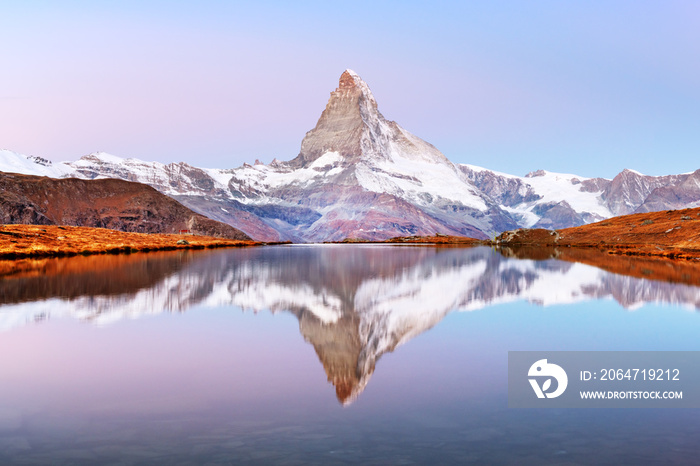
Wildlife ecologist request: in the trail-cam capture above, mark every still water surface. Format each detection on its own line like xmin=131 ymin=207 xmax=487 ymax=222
xmin=1 ymin=245 xmax=700 ymax=464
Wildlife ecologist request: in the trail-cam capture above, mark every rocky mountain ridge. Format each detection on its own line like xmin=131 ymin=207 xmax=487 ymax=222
xmin=460 ymin=165 xmax=700 ymax=230
xmin=0 ymin=172 xmax=250 ymax=240
xmin=1 ymin=70 xmax=698 ymax=241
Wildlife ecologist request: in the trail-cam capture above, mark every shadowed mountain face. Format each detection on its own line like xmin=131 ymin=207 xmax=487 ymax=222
xmin=2 ymin=246 xmax=700 ymax=404
xmin=0 ymin=172 xmax=250 ymax=240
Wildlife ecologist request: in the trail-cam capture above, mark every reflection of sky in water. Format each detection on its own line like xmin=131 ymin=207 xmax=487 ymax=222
xmin=0 ymin=246 xmax=699 ymax=463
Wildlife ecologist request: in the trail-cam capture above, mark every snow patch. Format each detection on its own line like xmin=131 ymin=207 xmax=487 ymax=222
xmin=308 ymin=151 xmax=343 ymax=170
xmin=0 ymin=150 xmax=72 ymax=177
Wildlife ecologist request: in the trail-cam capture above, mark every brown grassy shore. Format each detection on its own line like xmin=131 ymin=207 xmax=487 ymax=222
xmin=493 ymin=207 xmax=700 ymax=260
xmin=0 ymin=224 xmax=261 ymax=259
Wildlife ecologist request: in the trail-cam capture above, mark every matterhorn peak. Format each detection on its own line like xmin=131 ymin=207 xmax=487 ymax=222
xmin=289 ymin=69 xmax=380 ymax=168
xmin=284 ymin=68 xmax=457 ymax=175
xmin=338 ymin=69 xmax=360 ymax=87
xmin=337 ymin=69 xmax=377 ymax=107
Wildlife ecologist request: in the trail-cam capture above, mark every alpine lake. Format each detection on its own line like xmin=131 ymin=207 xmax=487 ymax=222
xmin=1 ymin=244 xmax=699 ymax=465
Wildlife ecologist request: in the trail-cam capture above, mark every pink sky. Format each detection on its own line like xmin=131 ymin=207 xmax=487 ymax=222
xmin=1 ymin=1 xmax=699 ymax=178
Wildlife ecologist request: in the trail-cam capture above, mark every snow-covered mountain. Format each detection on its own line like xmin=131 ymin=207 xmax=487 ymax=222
xmin=2 ymin=245 xmax=700 ymax=403
xmin=0 ymin=149 xmax=283 ymax=240
xmin=460 ymin=165 xmax=700 ymax=229
xmin=1 ymin=70 xmax=698 ymax=241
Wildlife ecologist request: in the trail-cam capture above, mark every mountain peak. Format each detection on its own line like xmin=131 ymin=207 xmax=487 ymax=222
xmin=289 ymin=70 xmax=378 ymax=168
xmin=79 ymin=152 xmax=125 ymax=164
xmin=337 ymin=69 xmax=376 ymax=107
xmin=287 ymin=69 xmax=453 ymax=172
xmin=338 ymin=69 xmax=359 ymax=87
xmin=620 ymin=168 xmax=645 ymax=176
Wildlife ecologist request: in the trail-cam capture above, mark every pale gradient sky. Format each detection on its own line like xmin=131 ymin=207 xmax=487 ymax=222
xmin=1 ymin=1 xmax=698 ymax=178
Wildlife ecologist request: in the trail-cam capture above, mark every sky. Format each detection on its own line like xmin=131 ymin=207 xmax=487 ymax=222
xmin=1 ymin=0 xmax=699 ymax=178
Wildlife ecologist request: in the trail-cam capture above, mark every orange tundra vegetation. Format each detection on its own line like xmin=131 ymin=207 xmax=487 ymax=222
xmin=0 ymin=224 xmax=260 ymax=259
xmin=494 ymin=207 xmax=700 ymax=260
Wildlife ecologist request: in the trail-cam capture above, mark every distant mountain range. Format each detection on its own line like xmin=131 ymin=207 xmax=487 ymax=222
xmin=1 ymin=69 xmax=698 ymax=241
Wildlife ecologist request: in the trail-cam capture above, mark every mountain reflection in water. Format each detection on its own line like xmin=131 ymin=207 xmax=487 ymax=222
xmin=2 ymin=245 xmax=700 ymax=404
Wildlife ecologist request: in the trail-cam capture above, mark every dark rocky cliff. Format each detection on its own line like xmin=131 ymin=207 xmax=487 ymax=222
xmin=0 ymin=172 xmax=251 ymax=240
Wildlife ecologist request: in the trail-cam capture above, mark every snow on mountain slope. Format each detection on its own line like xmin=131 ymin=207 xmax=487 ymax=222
xmin=459 ymin=164 xmax=700 ymax=229
xmin=0 ymin=149 xmax=232 ymax=197
xmin=0 ymin=149 xmax=72 ymax=177
xmin=520 ymin=171 xmax=612 ymax=218
xmin=225 ymin=152 xmax=348 ymax=198
xmin=3 ymin=144 xmax=697 ymax=241
xmin=355 ymin=151 xmax=488 ymax=211
xmin=461 ymin=164 xmax=614 ymax=228
xmin=3 ymin=144 xmax=697 ymax=240
xmin=67 ymin=152 xmax=233 ymax=197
